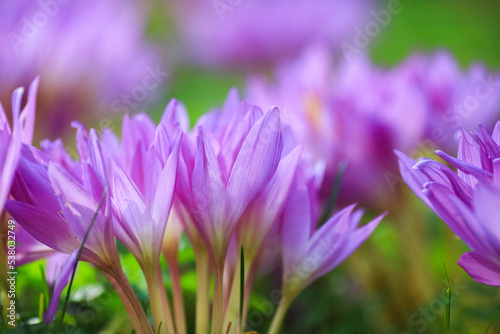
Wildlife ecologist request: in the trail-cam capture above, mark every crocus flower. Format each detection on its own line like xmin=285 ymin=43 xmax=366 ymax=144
xmin=171 ymin=0 xmax=371 ymax=68
xmin=0 ymin=0 xmax=164 ymax=139
xmin=175 ymin=89 xmax=284 ymax=333
xmin=5 ymin=138 xmax=152 ymax=333
xmin=0 ymin=78 xmax=37 ymax=211
xmin=266 ymin=167 xmax=385 ymax=334
xmin=247 ymin=46 xmax=500 ymax=208
xmin=397 ymin=122 xmax=500 ymax=286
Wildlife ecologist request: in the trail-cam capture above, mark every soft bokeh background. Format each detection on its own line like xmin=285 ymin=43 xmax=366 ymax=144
xmin=3 ymin=0 xmax=500 ymax=333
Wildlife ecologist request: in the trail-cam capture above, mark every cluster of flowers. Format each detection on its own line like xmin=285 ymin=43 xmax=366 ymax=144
xmin=0 ymin=0 xmax=163 ymax=138
xmin=1 ymin=80 xmax=385 ymax=334
xmin=247 ymin=46 xmax=500 ymax=208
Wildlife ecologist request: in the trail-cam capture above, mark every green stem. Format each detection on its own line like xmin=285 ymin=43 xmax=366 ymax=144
xmin=105 ymin=269 xmax=153 ymax=334
xmin=268 ymin=296 xmax=292 ymax=334
xmin=145 ymin=266 xmax=176 ymax=334
xmin=195 ymin=252 xmax=210 ymax=334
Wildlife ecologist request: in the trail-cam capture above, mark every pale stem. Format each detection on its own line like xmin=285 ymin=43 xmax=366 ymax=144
xmin=105 ymin=269 xmax=153 ymax=334
xmin=144 ymin=266 xmax=176 ymax=334
xmin=223 ymin=253 xmax=253 ymax=334
xmin=195 ymin=251 xmax=210 ymax=334
xmin=211 ymin=262 xmax=225 ymax=334
xmin=267 ymin=295 xmax=293 ymax=334
xmin=167 ymin=257 xmax=187 ymax=334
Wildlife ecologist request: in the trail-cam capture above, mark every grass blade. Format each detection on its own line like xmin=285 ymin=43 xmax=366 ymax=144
xmin=59 ymin=184 xmax=108 ymax=325
xmin=443 ymin=263 xmax=450 ymax=331
xmin=239 ymin=246 xmax=245 ymax=333
xmin=486 ymin=304 xmax=500 ymax=334
xmin=320 ymin=161 xmax=347 ymax=224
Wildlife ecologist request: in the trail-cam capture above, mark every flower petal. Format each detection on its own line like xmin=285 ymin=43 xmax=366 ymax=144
xmin=458 ymin=251 xmax=500 ymax=287
xmin=43 ymin=250 xmax=79 ymax=323
xmin=227 ymin=108 xmax=283 ymax=221
xmin=5 ymin=200 xmax=79 ymax=254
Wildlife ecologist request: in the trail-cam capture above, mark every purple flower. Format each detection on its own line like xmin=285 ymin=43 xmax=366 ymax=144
xmin=6 ymin=144 xmax=120 ymax=322
xmin=247 ymin=46 xmax=500 ymax=208
xmin=0 ymin=0 xmax=164 ymax=139
xmin=267 ymin=166 xmax=385 ymax=334
xmin=172 ymin=0 xmax=371 ymax=67
xmin=179 ymin=90 xmax=283 ymax=266
xmin=397 ymin=122 xmax=500 ymax=286
xmin=0 ymin=78 xmax=38 ymax=211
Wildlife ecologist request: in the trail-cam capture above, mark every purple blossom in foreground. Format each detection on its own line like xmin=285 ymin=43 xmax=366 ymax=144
xmin=267 ymin=167 xmax=385 ymax=334
xmin=0 ymin=78 xmax=37 ymax=210
xmin=0 ymin=0 xmax=164 ymax=138
xmin=247 ymin=46 xmax=500 ymax=208
xmin=171 ymin=0 xmax=371 ymax=67
xmin=6 ymin=129 xmax=152 ymax=331
xmin=397 ymin=122 xmax=500 ymax=286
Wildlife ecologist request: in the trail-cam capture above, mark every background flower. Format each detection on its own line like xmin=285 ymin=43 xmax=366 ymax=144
xmin=0 ymin=0 xmax=165 ymax=140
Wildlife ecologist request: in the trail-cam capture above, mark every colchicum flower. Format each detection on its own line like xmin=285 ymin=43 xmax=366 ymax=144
xmin=247 ymin=46 xmax=500 ymax=208
xmin=267 ymin=168 xmax=385 ymax=334
xmin=397 ymin=122 xmax=500 ymax=286
xmin=97 ymin=111 xmax=182 ymax=334
xmin=0 ymin=79 xmax=37 ymax=211
xmin=171 ymin=0 xmax=371 ymax=68
xmin=5 ymin=129 xmax=152 ymax=333
xmin=0 ymin=0 xmax=164 ymax=139
xmin=177 ymin=89 xmax=284 ymax=334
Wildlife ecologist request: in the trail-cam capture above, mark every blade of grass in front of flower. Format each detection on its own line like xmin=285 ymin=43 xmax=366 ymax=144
xmin=320 ymin=161 xmax=347 ymax=225
xmin=157 ymin=321 xmax=162 ymax=333
xmin=39 ymin=264 xmax=49 ymax=311
xmin=239 ymin=245 xmax=245 ymax=333
xmin=59 ymin=185 xmax=108 ymax=325
xmin=38 ymin=293 xmax=44 ymax=322
xmin=443 ymin=263 xmax=450 ymax=331
xmin=225 ymin=322 xmax=232 ymax=334
xmin=485 ymin=304 xmax=500 ymax=334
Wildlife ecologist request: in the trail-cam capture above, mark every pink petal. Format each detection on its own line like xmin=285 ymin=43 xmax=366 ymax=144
xmin=458 ymin=251 xmax=500 ymax=287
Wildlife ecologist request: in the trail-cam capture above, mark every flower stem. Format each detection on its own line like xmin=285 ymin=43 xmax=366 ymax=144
xmin=223 ymin=253 xmax=253 ymax=334
xmin=167 ymin=257 xmax=187 ymax=334
xmin=104 ymin=269 xmax=153 ymax=334
xmin=195 ymin=251 xmax=210 ymax=334
xmin=145 ymin=266 xmax=176 ymax=334
xmin=212 ymin=262 xmax=224 ymax=334
xmin=268 ymin=296 xmax=292 ymax=334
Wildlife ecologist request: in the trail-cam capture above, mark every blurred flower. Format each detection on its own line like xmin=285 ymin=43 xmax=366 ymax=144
xmin=0 ymin=0 xmax=165 ymax=139
xmin=397 ymin=122 xmax=500 ymax=286
xmin=171 ymin=0 xmax=371 ymax=68
xmin=247 ymin=46 xmax=500 ymax=208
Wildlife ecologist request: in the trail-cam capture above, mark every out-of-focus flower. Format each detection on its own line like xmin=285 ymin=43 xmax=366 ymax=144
xmin=247 ymin=46 xmax=500 ymax=208
xmin=397 ymin=122 xmax=500 ymax=286
xmin=0 ymin=0 xmax=165 ymax=139
xmin=171 ymin=0 xmax=371 ymax=68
